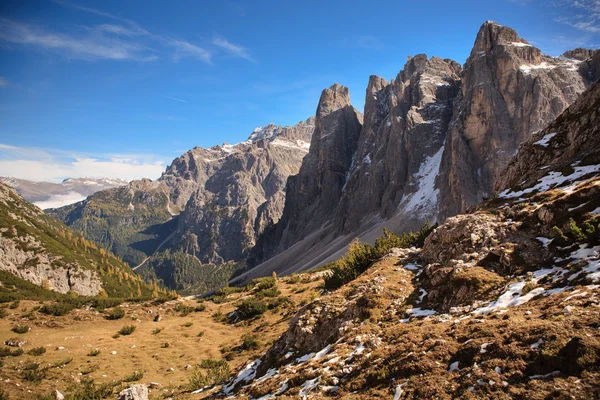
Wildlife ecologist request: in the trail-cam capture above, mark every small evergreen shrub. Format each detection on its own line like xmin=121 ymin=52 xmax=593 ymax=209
xmin=118 ymin=325 xmax=136 ymax=336
xmin=105 ymin=307 xmax=125 ymax=320
xmin=324 ymin=223 xmax=436 ymax=290
xmin=241 ymin=335 xmax=260 ymax=351
xmin=189 ymin=359 xmax=230 ymax=389
xmin=11 ymin=324 xmax=30 ymax=334
xmin=28 ymin=346 xmax=46 ymax=356
xmin=236 ymin=298 xmax=267 ymax=320
xmin=87 ymin=349 xmax=101 ymax=357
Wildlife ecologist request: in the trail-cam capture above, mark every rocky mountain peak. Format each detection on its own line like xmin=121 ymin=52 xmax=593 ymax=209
xmin=245 ymin=21 xmax=599 ymax=280
xmin=562 ymin=48 xmax=597 ymax=61
xmin=316 ymin=83 xmax=352 ymax=116
xmin=471 ymin=20 xmax=531 ymax=55
xmin=366 ymin=75 xmax=389 ymax=93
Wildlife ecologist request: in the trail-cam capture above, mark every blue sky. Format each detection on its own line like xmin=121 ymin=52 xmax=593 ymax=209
xmin=0 ymin=0 xmax=598 ymax=181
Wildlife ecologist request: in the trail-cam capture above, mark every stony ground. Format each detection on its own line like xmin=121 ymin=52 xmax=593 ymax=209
xmin=202 ymin=175 xmax=600 ymax=399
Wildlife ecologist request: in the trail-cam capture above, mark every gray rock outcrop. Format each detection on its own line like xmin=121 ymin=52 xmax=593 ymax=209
xmin=244 ymin=21 xmax=598 ymax=280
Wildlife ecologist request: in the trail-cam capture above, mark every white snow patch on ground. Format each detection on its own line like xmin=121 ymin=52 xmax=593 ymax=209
xmin=473 ymin=281 xmax=544 ymax=314
xmin=222 ymin=359 xmax=261 ymax=394
xmin=568 ymin=201 xmax=589 ymax=211
xmin=393 ymin=382 xmax=407 ymax=400
xmin=520 ymin=62 xmax=557 ymax=74
xmin=530 ymin=338 xmax=543 ymax=349
xmin=591 ymin=207 xmax=600 ymax=215
xmin=536 ymin=237 xmax=553 ymax=247
xmin=509 ymin=41 xmax=532 ymax=47
xmin=530 ymin=371 xmax=561 ymax=379
xmin=314 ymin=344 xmax=332 ymax=360
xmin=299 ymin=376 xmax=320 ymax=399
xmin=296 ymin=352 xmax=315 ymax=364
xmin=403 ymin=263 xmax=420 ymax=271
xmin=255 ymin=368 xmax=278 ymax=384
xmin=406 ymin=308 xmax=437 ymax=317
xmin=533 ymin=132 xmax=556 ymax=147
xmin=363 ymin=154 xmax=372 ymax=164
xmin=449 ymin=361 xmax=460 ymax=372
xmin=498 ymin=164 xmax=600 ymax=199
xmin=399 ymin=144 xmax=445 ymax=216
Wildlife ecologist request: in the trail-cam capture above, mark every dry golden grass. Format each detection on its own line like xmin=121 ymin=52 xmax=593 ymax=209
xmin=0 ymin=274 xmax=323 ymax=399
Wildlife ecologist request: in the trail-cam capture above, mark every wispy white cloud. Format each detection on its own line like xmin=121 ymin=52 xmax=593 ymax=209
xmin=53 ymin=0 xmax=149 ymax=35
xmin=94 ymin=23 xmax=148 ymax=37
xmin=555 ymin=0 xmax=600 ymax=33
xmin=50 ymin=1 xmax=214 ymax=64
xmin=0 ymin=18 xmax=158 ymax=61
xmin=164 ymin=95 xmax=187 ymax=103
xmin=0 ymin=143 xmax=168 ymax=182
xmin=212 ymin=34 xmax=255 ymax=62
xmin=166 ymin=38 xmax=213 ymax=63
xmin=0 ymin=77 xmax=7 ymax=87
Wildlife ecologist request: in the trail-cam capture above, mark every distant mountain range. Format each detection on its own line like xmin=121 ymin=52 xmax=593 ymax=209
xmin=47 ymin=119 xmax=314 ymax=293
xmin=44 ymin=21 xmax=600 ymax=294
xmin=0 ymin=177 xmax=128 ymax=209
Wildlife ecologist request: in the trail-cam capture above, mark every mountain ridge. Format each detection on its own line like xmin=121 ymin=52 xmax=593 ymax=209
xmin=242 ymin=21 xmax=600 ymax=283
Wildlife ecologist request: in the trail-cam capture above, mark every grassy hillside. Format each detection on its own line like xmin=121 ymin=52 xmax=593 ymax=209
xmin=0 ymin=182 xmax=171 ymax=300
xmin=47 ymin=185 xmax=174 ymax=268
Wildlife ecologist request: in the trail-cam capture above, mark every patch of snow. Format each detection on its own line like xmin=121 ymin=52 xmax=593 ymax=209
xmin=363 ymin=154 xmax=372 ymax=164
xmin=271 ymin=138 xmax=310 ymax=152
xmin=221 ymin=359 xmax=261 ymax=394
xmin=314 ymin=344 xmax=332 ymax=360
xmin=533 ymin=132 xmax=557 ymax=147
xmin=509 ymin=41 xmax=531 ymax=47
xmin=275 ymin=380 xmax=289 ymax=395
xmin=568 ymin=201 xmax=589 ymax=211
xmin=296 ymin=352 xmax=315 ymax=364
xmin=536 ymin=237 xmax=553 ymax=247
xmin=530 ymin=338 xmax=543 ymax=349
xmin=418 ymin=288 xmax=428 ymax=302
xmin=473 ymin=281 xmax=543 ymax=314
xmin=403 ymin=263 xmax=420 ymax=271
xmin=398 ymin=143 xmax=445 ymax=217
xmin=448 ymin=361 xmax=460 ymax=372
xmin=255 ymin=368 xmax=278 ymax=384
xmin=324 ymin=356 xmax=340 ymax=365
xmin=529 ymin=371 xmax=561 ymax=379
xmin=350 ymin=343 xmax=366 ymax=357
xmin=480 ymin=343 xmax=492 ymax=354
xmin=255 ymin=395 xmax=275 ymax=400
xmin=406 ymin=308 xmax=437 ymax=317
xmin=498 ymin=164 xmax=600 ymax=199
xmin=590 ymin=207 xmax=600 ymax=215
xmin=520 ymin=62 xmax=557 ymax=74
xmin=563 ymin=290 xmax=587 ymax=302
xmin=393 ymin=382 xmax=407 ymax=400
xmin=299 ymin=377 xmax=321 ymax=399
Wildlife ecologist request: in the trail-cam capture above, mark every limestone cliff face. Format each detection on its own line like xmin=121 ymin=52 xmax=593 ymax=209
xmin=50 ymin=119 xmax=314 ymax=288
xmin=437 ymin=21 xmax=594 ymax=219
xmin=174 ymin=121 xmax=315 ymax=264
xmin=245 ymin=21 xmax=598 ymax=278
xmin=248 ymin=85 xmax=363 ymax=265
xmin=496 ymin=80 xmax=600 ymax=197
